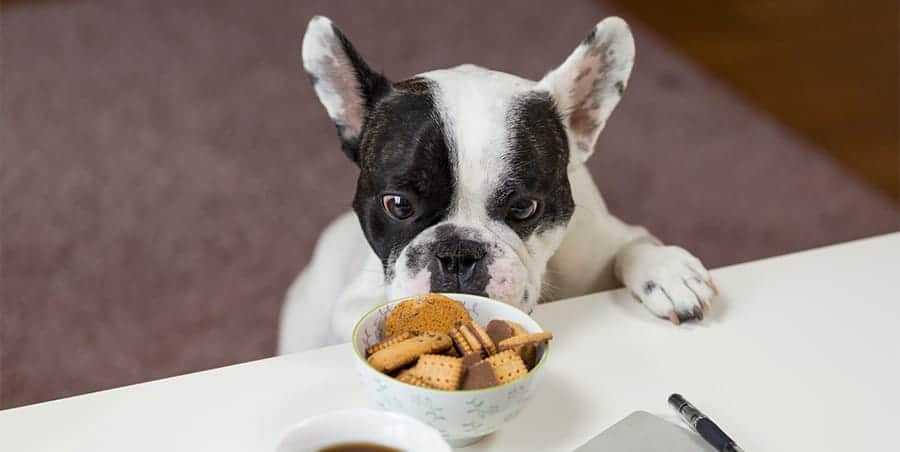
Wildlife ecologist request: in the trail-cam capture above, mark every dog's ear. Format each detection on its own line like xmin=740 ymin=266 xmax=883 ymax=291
xmin=302 ymin=16 xmax=391 ymax=163
xmin=537 ymin=17 xmax=634 ymax=163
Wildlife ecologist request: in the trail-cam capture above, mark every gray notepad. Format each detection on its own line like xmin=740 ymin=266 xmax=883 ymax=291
xmin=574 ymin=411 xmax=716 ymax=452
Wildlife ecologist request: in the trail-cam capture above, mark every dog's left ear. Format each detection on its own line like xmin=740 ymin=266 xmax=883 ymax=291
xmin=537 ymin=17 xmax=635 ymax=163
xmin=302 ymin=16 xmax=391 ymax=163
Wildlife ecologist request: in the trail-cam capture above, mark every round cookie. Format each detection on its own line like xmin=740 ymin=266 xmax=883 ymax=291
xmin=385 ymin=293 xmax=472 ymax=336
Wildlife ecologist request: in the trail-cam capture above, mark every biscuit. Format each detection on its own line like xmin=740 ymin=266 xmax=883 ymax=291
xmin=461 ymin=360 xmax=499 ymax=390
xmin=497 ymin=332 xmax=553 ymax=350
xmin=505 ymin=320 xmax=530 ymax=336
xmin=493 ymin=321 xmax=536 ymax=363
xmin=384 ymin=294 xmax=472 ymax=336
xmin=457 ymin=322 xmax=484 ymax=356
xmin=486 ymin=350 xmax=528 ymax=384
xmin=486 ymin=319 xmax=515 ymax=345
xmin=518 ymin=344 xmax=538 ymax=370
xmin=366 ymin=331 xmax=416 ymax=357
xmin=367 ymin=332 xmax=452 ymax=372
xmin=449 ymin=328 xmax=474 ymax=355
xmin=397 ymin=372 xmax=436 ymax=389
xmin=461 ymin=351 xmax=483 ymax=369
xmin=467 ymin=321 xmax=497 ymax=355
xmin=409 ymin=354 xmax=463 ymax=390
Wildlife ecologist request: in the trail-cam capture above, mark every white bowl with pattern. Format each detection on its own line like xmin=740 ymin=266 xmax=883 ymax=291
xmin=352 ymin=293 xmax=550 ymax=447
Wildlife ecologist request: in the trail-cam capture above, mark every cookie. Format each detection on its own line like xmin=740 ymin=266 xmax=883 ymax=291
xmin=467 ymin=321 xmax=497 ymax=355
xmin=497 ymin=332 xmax=553 ymax=350
xmin=486 ymin=319 xmax=516 ymax=345
xmin=457 ymin=322 xmax=484 ymax=356
xmin=449 ymin=328 xmax=474 ymax=355
xmin=450 ymin=321 xmax=497 ymax=358
xmin=366 ymin=331 xmax=416 ymax=357
xmin=504 ymin=320 xmax=530 ymax=336
xmin=367 ymin=332 xmax=452 ymax=372
xmin=461 ymin=351 xmax=483 ymax=369
xmin=397 ymin=372 xmax=436 ymax=389
xmin=501 ymin=320 xmax=540 ymax=368
xmin=461 ymin=360 xmax=499 ymax=390
xmin=518 ymin=344 xmax=538 ymax=370
xmin=409 ymin=354 xmax=463 ymax=390
xmin=486 ymin=350 xmax=528 ymax=384
xmin=384 ymin=294 xmax=472 ymax=337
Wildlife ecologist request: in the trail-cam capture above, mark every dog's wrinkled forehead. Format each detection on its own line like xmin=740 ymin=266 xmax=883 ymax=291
xmin=360 ymin=65 xmax=570 ymax=221
xmin=420 ymin=65 xmax=537 ymax=194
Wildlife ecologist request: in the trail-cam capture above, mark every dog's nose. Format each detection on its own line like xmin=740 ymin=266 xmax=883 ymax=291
xmin=433 ymin=239 xmax=487 ymax=286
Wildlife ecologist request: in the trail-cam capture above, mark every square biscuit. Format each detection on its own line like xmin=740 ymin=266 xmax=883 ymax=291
xmin=397 ymin=372 xmax=436 ymax=389
xmin=462 ymin=360 xmax=499 ymax=390
xmin=486 ymin=350 xmax=528 ymax=384
xmin=409 ymin=354 xmax=463 ymax=390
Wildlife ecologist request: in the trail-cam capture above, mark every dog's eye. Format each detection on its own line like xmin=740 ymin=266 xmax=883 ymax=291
xmin=382 ymin=195 xmax=415 ymax=220
xmin=508 ymin=198 xmax=539 ymax=221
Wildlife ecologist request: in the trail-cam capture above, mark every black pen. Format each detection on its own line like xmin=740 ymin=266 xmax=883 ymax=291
xmin=668 ymin=394 xmax=744 ymax=452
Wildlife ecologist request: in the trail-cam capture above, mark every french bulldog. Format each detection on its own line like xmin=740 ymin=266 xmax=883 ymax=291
xmin=278 ymin=16 xmax=716 ymax=354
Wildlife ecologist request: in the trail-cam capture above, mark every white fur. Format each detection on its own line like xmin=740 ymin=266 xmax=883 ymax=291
xmin=424 ymin=64 xmax=534 ymax=221
xmin=278 ymin=17 xmax=715 ymax=354
xmin=537 ymin=17 xmax=635 ymax=162
xmin=301 ymin=16 xmax=366 ymax=143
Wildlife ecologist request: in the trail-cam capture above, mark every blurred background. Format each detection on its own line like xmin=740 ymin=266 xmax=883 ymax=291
xmin=1 ymin=0 xmax=897 ymax=409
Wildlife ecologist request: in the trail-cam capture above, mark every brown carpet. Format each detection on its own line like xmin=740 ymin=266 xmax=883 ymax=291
xmin=1 ymin=0 xmax=897 ymax=409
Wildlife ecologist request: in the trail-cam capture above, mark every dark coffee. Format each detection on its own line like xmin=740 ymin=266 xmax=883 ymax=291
xmin=318 ymin=443 xmax=402 ymax=452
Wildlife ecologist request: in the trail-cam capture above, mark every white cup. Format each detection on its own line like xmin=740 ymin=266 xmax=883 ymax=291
xmin=276 ymin=408 xmax=451 ymax=452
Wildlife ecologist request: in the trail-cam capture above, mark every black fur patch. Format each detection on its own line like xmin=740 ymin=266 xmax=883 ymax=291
xmin=583 ymin=27 xmax=597 ymax=45
xmin=352 ymin=78 xmax=455 ymax=273
xmin=489 ymin=92 xmax=574 ymax=238
xmin=329 ymin=23 xmax=392 ymax=162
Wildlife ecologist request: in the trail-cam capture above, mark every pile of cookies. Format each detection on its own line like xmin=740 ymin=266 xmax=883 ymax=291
xmin=365 ymin=294 xmax=552 ymax=391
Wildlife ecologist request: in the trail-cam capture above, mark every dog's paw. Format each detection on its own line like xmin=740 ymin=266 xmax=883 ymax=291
xmin=620 ymin=244 xmax=716 ymax=324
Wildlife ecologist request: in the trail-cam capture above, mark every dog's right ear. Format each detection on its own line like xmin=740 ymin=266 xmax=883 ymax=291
xmin=302 ymin=16 xmax=391 ymax=163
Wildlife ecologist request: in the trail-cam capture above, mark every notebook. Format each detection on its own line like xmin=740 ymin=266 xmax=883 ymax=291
xmin=574 ymin=411 xmax=717 ymax=451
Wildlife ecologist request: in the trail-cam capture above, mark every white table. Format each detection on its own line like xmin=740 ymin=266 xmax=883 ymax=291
xmin=3 ymin=233 xmax=899 ymax=451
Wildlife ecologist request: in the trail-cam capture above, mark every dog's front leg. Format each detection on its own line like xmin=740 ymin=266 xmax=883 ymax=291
xmin=329 ymin=253 xmax=390 ymax=344
xmin=279 ymin=248 xmax=386 ymax=353
xmin=614 ymin=237 xmax=716 ymax=324
xmin=551 ymin=166 xmax=716 ymax=324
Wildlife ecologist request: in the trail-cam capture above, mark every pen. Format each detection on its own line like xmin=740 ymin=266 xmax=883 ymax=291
xmin=668 ymin=393 xmax=744 ymax=452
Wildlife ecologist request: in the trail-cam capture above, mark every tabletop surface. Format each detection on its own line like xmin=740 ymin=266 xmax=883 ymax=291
xmin=2 ymin=233 xmax=899 ymax=451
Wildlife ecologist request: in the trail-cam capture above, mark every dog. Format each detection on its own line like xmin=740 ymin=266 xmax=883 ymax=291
xmin=278 ymin=16 xmax=716 ymax=354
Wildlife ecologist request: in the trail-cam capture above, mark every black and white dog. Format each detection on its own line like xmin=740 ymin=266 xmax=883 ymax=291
xmin=279 ymin=16 xmax=715 ymax=354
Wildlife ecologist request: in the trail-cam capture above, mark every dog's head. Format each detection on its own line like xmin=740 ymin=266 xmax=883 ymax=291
xmin=302 ymin=16 xmax=634 ymax=312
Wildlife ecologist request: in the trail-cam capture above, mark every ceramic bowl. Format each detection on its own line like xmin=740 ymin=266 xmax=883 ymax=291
xmin=276 ymin=408 xmax=451 ymax=452
xmin=352 ymin=293 xmax=549 ymax=447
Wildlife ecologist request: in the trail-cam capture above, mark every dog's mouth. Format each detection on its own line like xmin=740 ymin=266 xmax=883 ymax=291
xmin=385 ymin=225 xmax=536 ymax=314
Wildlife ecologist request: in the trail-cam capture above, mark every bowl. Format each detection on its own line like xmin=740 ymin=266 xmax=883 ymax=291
xmin=352 ymin=293 xmax=549 ymax=447
xmin=276 ymin=408 xmax=451 ymax=452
